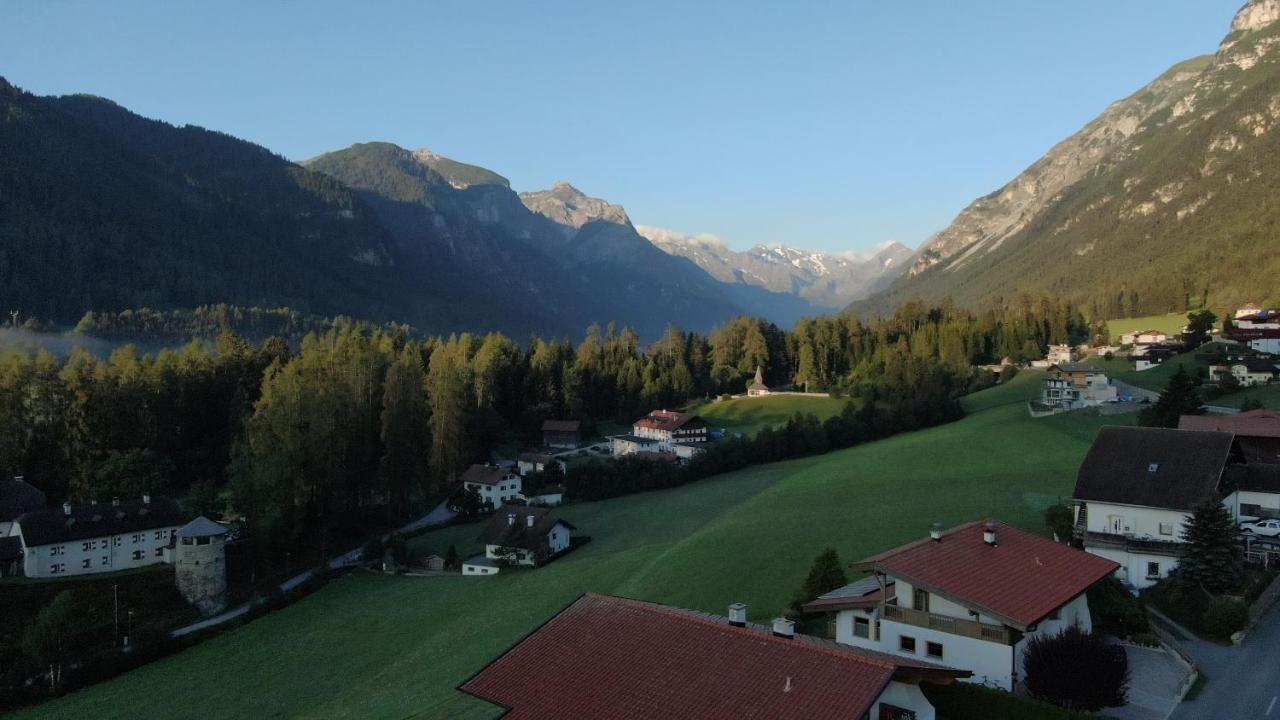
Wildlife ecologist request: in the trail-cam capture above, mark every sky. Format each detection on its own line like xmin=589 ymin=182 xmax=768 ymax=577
xmin=0 ymin=0 xmax=1246 ymax=254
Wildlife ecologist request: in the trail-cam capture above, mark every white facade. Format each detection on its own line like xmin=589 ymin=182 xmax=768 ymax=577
xmin=1076 ymin=500 xmax=1195 ymax=590
xmin=610 ymin=435 xmax=659 ymax=456
xmin=1238 ymin=489 xmax=1280 ymax=520
xmin=462 ymin=556 xmax=499 ymax=575
xmin=1231 ymin=364 xmax=1274 ymax=387
xmin=1042 ymin=371 xmax=1117 ymax=410
xmin=19 ymin=525 xmax=180 ymax=578
xmin=837 ymin=577 xmax=1092 ymax=691
xmin=870 ymin=681 xmax=938 ymax=720
xmin=485 ymin=521 xmax=572 ymax=567
xmin=1046 ymin=345 xmax=1078 ymax=364
xmin=466 ymin=473 xmax=523 ymax=510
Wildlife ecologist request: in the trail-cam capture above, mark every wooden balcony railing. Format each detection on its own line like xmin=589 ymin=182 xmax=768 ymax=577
xmin=882 ymin=603 xmax=1011 ymax=644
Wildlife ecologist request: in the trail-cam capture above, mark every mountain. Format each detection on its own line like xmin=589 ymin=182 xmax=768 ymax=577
xmin=0 ymin=77 xmax=412 ymax=327
xmin=857 ymin=0 xmax=1280 ymax=318
xmin=640 ymin=226 xmax=913 ymax=311
xmin=304 ymin=145 xmax=751 ymax=338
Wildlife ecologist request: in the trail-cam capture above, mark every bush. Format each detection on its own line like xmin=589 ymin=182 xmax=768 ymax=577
xmin=1043 ymin=504 xmax=1075 ymax=543
xmin=1201 ymin=596 xmax=1248 ymax=640
xmin=1088 ymin=578 xmax=1149 ymax=638
xmin=1023 ymin=626 xmax=1128 ymax=710
xmin=923 ymin=681 xmax=1098 ymax=720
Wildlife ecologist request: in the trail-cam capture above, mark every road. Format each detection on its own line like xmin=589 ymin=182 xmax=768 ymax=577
xmin=1171 ymin=603 xmax=1280 ymax=720
xmin=172 ymin=498 xmax=457 ymax=637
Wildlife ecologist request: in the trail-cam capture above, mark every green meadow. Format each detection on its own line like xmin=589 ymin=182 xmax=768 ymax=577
xmin=19 ymin=372 xmax=1133 ymax=719
xmin=691 ymin=393 xmax=852 ymax=437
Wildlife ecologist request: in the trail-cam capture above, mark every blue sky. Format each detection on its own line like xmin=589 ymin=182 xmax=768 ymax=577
xmin=0 ymin=1 xmax=1244 ymax=253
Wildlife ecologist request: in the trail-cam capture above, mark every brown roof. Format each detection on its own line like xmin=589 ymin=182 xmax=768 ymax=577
xmin=1179 ymin=410 xmax=1280 ymax=439
xmin=476 ymin=505 xmax=574 ymax=551
xmin=1073 ymin=427 xmax=1239 ymax=511
xmin=459 ymin=464 xmax=516 ymax=487
xmin=634 ymin=409 xmax=705 ymax=432
xmin=459 ymin=593 xmax=968 ymax=720
xmin=857 ymin=520 xmax=1119 ymax=631
xmin=541 ymin=419 xmax=581 ymax=433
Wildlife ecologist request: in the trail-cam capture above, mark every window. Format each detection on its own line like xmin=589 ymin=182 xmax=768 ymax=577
xmin=132 ymin=533 xmax=141 ymax=544
xmin=854 ymin=616 xmax=871 ymax=639
xmin=1147 ymin=561 xmax=1161 ymax=579
xmin=50 ymin=545 xmax=65 ymax=556
xmin=1159 ymin=522 xmax=1174 ymax=536
xmin=899 ymin=636 xmax=916 ymax=653
xmin=132 ymin=550 xmax=144 ymax=560
xmin=154 ymin=547 xmax=164 ymax=558
xmin=82 ymin=558 xmax=92 ymax=569
xmin=913 ymin=588 xmax=930 ymax=612
xmin=82 ymin=541 xmax=94 ymax=551
xmin=102 ymin=556 xmax=109 ymax=566
xmin=154 ymin=531 xmax=164 ymax=541
xmin=926 ymin=641 xmax=944 ymax=659
xmin=1148 ymin=463 xmax=1160 ymax=473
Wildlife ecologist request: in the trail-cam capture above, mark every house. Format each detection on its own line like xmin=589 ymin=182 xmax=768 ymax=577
xmin=1072 ymin=427 xmax=1242 ymax=590
xmin=1046 ymin=344 xmax=1078 ymax=365
xmin=462 ymin=556 xmax=500 ymax=576
xmin=612 ymin=409 xmax=709 ymax=458
xmin=1180 ymin=409 xmax=1280 ymax=463
xmin=0 ymin=475 xmax=46 ymax=536
xmin=422 ymin=553 xmax=446 ymax=572
xmin=1121 ymin=329 xmax=1170 ymax=347
xmin=477 ymin=505 xmax=574 ymax=567
xmin=541 ymin=419 xmax=581 ymax=449
xmin=11 ymin=495 xmax=186 ymax=578
xmin=747 ymin=365 xmax=771 ymax=396
xmin=1224 ymin=463 xmax=1280 ymax=521
xmin=1227 ymin=309 xmax=1280 ymax=354
xmin=516 ymin=452 xmax=563 ymax=477
xmin=460 ymin=464 xmax=523 ymax=510
xmin=1041 ymin=363 xmax=1117 ymax=410
xmin=1230 ymin=358 xmax=1277 ymax=386
xmin=1134 ymin=345 xmax=1179 ymax=372
xmin=520 ymin=486 xmax=564 ymax=507
xmin=808 ymin=520 xmax=1116 ymax=692
xmin=1236 ymin=303 xmax=1265 ymax=319
xmin=460 ymin=592 xmax=970 ymax=720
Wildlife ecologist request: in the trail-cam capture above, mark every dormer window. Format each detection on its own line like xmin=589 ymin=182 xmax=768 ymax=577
xmin=1147 ymin=463 xmax=1160 ymax=473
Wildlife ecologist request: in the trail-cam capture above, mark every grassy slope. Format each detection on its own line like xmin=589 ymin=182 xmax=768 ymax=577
xmin=1105 ymin=313 xmax=1188 ymax=344
xmin=691 ymin=394 xmax=852 ymax=437
xmin=1112 ymin=342 xmax=1280 ymax=409
xmin=20 ymin=373 xmax=1133 ymax=720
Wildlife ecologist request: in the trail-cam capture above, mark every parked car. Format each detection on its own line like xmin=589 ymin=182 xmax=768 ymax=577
xmin=1240 ymin=519 xmax=1280 ymax=538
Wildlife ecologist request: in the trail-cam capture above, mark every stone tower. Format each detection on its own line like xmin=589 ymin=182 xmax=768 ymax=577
xmin=174 ymin=516 xmax=229 ymax=616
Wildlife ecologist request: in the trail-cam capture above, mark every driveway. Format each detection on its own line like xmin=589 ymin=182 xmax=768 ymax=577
xmin=1101 ymin=642 xmax=1186 ymax=720
xmin=1171 ymin=604 xmax=1280 ymax=720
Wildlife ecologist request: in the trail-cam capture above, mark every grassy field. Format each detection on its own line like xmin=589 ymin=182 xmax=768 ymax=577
xmin=1110 ymin=342 xmax=1279 ymax=409
xmin=18 ymin=373 xmax=1133 ymax=719
xmin=691 ymin=393 xmax=852 ymax=437
xmin=1106 ymin=313 xmax=1188 ymax=344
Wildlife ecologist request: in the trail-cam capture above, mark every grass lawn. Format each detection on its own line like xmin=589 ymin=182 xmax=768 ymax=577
xmin=690 ymin=393 xmax=853 ymax=437
xmin=1106 ymin=313 xmax=1188 ymax=344
xmin=19 ymin=373 xmax=1134 ymax=720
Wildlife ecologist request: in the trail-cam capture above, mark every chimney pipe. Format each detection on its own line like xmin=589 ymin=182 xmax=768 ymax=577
xmin=62 ymin=502 xmax=72 ymax=516
xmin=929 ymin=522 xmax=943 ymax=542
xmin=527 ymin=514 xmax=535 ymax=528
xmin=507 ymin=513 xmax=516 ymax=526
xmin=728 ymin=603 xmax=748 ymax=627
xmin=984 ymin=522 xmax=998 ymax=546
xmin=13 ymin=475 xmax=23 ymax=483
xmin=142 ymin=493 xmax=151 ymax=505
xmin=772 ymin=617 xmax=795 ymax=639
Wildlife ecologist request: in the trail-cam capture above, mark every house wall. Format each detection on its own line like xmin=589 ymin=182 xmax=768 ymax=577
xmin=1083 ymin=501 xmax=1189 ymax=540
xmin=1086 ymin=545 xmax=1175 ymax=590
xmin=462 ymin=561 xmax=498 ymax=576
xmin=467 ymin=476 xmax=523 ymax=509
xmin=548 ymin=524 xmax=570 ymax=554
xmin=175 ymin=535 xmax=228 ymax=616
xmin=1238 ymin=490 xmax=1280 ymax=519
xmin=485 ymin=543 xmax=536 ymax=566
xmin=878 ymin=617 xmax=1016 ymax=690
xmin=871 ymin=681 xmax=937 ymax=720
xmin=21 ymin=525 xmax=181 ymax=578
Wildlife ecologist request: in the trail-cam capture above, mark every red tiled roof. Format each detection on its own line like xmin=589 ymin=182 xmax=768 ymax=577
xmin=1180 ymin=410 xmax=1280 ymax=439
xmin=460 ymin=593 xmax=967 ymax=720
xmin=634 ymin=409 xmax=704 ymax=432
xmin=542 ymin=419 xmax=581 ymax=433
xmin=857 ymin=520 xmax=1119 ymax=631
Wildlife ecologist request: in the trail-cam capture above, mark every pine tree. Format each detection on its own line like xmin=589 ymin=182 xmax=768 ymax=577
xmin=1179 ymin=496 xmax=1240 ymax=594
xmin=791 ymin=548 xmax=848 ymax=613
xmin=1139 ymin=365 xmax=1205 ymax=428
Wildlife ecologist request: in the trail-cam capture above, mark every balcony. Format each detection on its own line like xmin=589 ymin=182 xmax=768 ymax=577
xmin=881 ymin=603 xmax=1011 ymax=644
xmin=1082 ymin=531 xmax=1182 ymax=557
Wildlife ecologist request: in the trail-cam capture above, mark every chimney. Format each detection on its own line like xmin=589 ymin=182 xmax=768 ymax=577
xmin=112 ymin=497 xmax=120 ymax=507
xmin=62 ymin=502 xmax=72 ymax=516
xmin=929 ymin=522 xmax=943 ymax=542
xmin=728 ymin=603 xmax=748 ymax=627
xmin=142 ymin=493 xmax=151 ymax=505
xmin=984 ymin=521 xmax=998 ymax=546
xmin=772 ymin=617 xmax=795 ymax=639
xmin=90 ymin=498 xmax=98 ymax=506
xmin=507 ymin=513 xmax=516 ymax=526
xmin=13 ymin=475 xmax=23 ymax=483
xmin=527 ymin=514 xmax=535 ymax=528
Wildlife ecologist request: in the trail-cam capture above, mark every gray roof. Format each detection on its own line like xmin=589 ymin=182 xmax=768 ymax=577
xmin=16 ymin=496 xmax=186 ymax=547
xmin=1074 ymin=427 xmax=1240 ymax=511
xmin=1051 ymin=363 xmax=1105 ymax=374
xmin=815 ymin=576 xmax=884 ymax=602
xmin=0 ymin=478 xmax=46 ymax=523
xmin=176 ymin=516 xmax=229 ymax=538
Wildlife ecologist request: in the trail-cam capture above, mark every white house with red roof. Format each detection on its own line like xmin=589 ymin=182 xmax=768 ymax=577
xmin=807 ymin=520 xmax=1118 ymax=691
xmin=461 ymin=593 xmax=969 ymax=720
xmin=611 ymin=409 xmax=709 ymax=460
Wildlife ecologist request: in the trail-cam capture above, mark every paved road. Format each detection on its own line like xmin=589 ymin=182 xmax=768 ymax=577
xmin=1171 ymin=605 xmax=1280 ymax=720
xmin=172 ymin=499 xmax=457 ymax=637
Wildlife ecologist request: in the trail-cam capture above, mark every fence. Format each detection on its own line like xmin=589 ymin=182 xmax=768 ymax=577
xmin=1145 ymin=606 xmax=1200 ymax=700
xmin=1248 ymin=571 xmax=1280 ymax=626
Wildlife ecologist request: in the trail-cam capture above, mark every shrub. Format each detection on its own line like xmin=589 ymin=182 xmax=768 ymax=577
xmin=1023 ymin=626 xmax=1128 ymax=710
xmin=1201 ymin=596 xmax=1248 ymax=640
xmin=923 ymin=681 xmax=1098 ymax=720
xmin=1043 ymin=504 xmax=1075 ymax=543
xmin=1087 ymin=578 xmax=1149 ymax=638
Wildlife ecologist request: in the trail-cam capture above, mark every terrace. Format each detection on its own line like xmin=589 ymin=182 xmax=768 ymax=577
xmin=882 ymin=603 xmax=1012 ymax=645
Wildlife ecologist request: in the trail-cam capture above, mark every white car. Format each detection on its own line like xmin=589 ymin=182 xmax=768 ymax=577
xmin=1240 ymin=519 xmax=1280 ymax=538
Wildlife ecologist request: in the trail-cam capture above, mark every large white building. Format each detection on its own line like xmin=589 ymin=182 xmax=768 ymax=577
xmin=1072 ymin=427 xmax=1244 ymax=590
xmin=807 ymin=520 xmax=1118 ymax=692
xmin=459 ymin=464 xmax=524 ymax=510
xmin=611 ymin=409 xmax=709 ymax=460
xmin=9 ymin=495 xmax=186 ymax=578
xmin=1041 ymin=363 xmax=1118 ymax=410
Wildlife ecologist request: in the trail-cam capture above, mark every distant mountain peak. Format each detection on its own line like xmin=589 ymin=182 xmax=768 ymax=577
xmin=520 ymin=182 xmax=631 ymax=229
xmin=408 ymin=148 xmax=509 ymax=189
xmin=1230 ymin=0 xmax=1280 ymax=34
